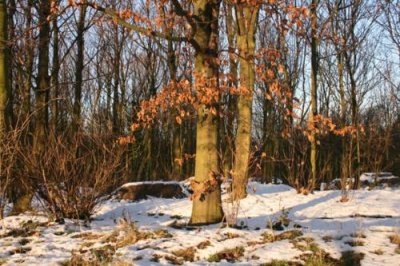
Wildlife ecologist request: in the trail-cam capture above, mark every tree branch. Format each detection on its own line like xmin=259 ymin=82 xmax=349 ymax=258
xmin=82 ymin=1 xmax=199 ymax=49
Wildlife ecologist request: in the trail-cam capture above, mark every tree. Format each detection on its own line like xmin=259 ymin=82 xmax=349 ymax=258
xmin=309 ymin=0 xmax=319 ymax=191
xmin=81 ymin=0 xmax=224 ymax=224
xmin=0 ymin=0 xmax=8 ymax=138
xmin=189 ymin=0 xmax=224 ymax=224
xmin=73 ymin=2 xmax=87 ymax=131
xmin=232 ymin=1 xmax=259 ymax=200
xmin=34 ymin=0 xmax=51 ymax=151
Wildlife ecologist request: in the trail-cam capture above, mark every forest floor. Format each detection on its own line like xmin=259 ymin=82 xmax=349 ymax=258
xmin=1 ymin=181 xmax=400 ymax=266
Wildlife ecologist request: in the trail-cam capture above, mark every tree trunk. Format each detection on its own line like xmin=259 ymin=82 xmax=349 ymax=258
xmin=309 ymin=0 xmax=319 ymax=192
xmin=189 ymin=0 xmax=223 ymax=225
xmin=221 ymin=1 xmax=237 ymax=178
xmin=0 ymin=0 xmax=9 ymax=137
xmin=23 ymin=0 xmax=34 ymax=124
xmin=232 ymin=5 xmax=258 ymax=200
xmin=73 ymin=4 xmax=87 ymax=131
xmin=167 ymin=26 xmax=182 ymax=179
xmin=337 ymin=52 xmax=348 ymax=186
xmin=34 ymin=0 xmax=51 ymax=152
xmin=346 ymin=53 xmax=360 ymax=189
xmin=112 ymin=25 xmax=121 ymax=134
xmin=51 ymin=17 xmax=60 ymax=131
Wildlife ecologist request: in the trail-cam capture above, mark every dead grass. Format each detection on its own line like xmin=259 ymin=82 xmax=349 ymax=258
xmin=370 ymin=249 xmax=384 ymax=255
xmin=322 ymin=235 xmax=333 ymax=242
xmin=197 ymin=240 xmax=211 ymax=249
xmin=262 ymin=230 xmax=303 ymax=243
xmin=9 ymin=247 xmax=32 ymax=255
xmin=18 ymin=238 xmax=30 ymax=246
xmin=350 ymin=231 xmax=366 ymax=239
xmin=67 ymin=244 xmax=116 ymax=266
xmin=164 ymin=255 xmax=184 ymax=265
xmin=291 ymin=237 xmax=319 ymax=253
xmin=224 ymin=232 xmax=241 ymax=239
xmin=110 ymin=260 xmax=134 ymax=266
xmin=71 ymin=232 xmax=104 ymax=240
xmin=345 ymin=239 xmax=365 ymax=247
xmin=67 ymin=222 xmax=174 ymax=265
xmin=1 ymin=220 xmax=46 ymax=238
xmin=340 ymin=251 xmax=364 ymax=266
xmin=390 ymin=234 xmax=400 ymax=254
xmin=389 ymin=234 xmax=400 ymax=246
xmin=260 ymin=260 xmax=297 ymax=266
xmin=207 ymin=246 xmax=244 ymax=263
xmin=172 ymin=247 xmax=195 ymax=262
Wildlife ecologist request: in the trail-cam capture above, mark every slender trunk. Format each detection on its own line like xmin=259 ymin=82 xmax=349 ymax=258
xmin=23 ymin=1 xmax=33 ymax=123
xmin=190 ymin=0 xmax=223 ymax=225
xmin=0 ymin=0 xmax=8 ymax=136
xmin=112 ymin=28 xmax=120 ymax=134
xmin=262 ymin=96 xmax=274 ymax=183
xmin=346 ymin=56 xmax=359 ymax=188
xmin=34 ymin=0 xmax=51 ymax=152
xmin=232 ymin=5 xmax=258 ymax=200
xmin=51 ymin=17 xmax=60 ymax=131
xmin=73 ymin=4 xmax=86 ymax=131
xmin=168 ymin=27 xmax=182 ymax=179
xmin=221 ymin=1 xmax=237 ymax=177
xmin=337 ymin=52 xmax=348 ymax=187
xmin=309 ymin=0 xmax=319 ymax=192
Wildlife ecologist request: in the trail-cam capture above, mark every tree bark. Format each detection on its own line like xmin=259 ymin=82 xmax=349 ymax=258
xmin=232 ymin=5 xmax=258 ymax=200
xmin=309 ymin=0 xmax=319 ymax=192
xmin=0 ymin=0 xmax=9 ymax=137
xmin=51 ymin=17 xmax=60 ymax=131
xmin=34 ymin=0 xmax=51 ymax=152
xmin=189 ymin=0 xmax=224 ymax=225
xmin=73 ymin=4 xmax=87 ymax=131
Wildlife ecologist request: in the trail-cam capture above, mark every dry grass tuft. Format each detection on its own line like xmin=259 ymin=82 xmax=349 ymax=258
xmin=262 ymin=229 xmax=303 ymax=243
xmin=172 ymin=247 xmax=195 ymax=262
xmin=197 ymin=240 xmax=211 ymax=249
xmin=207 ymin=246 xmax=244 ymax=263
xmin=345 ymin=239 xmax=365 ymax=247
xmin=389 ymin=234 xmax=400 ymax=246
xmin=370 ymin=249 xmax=384 ymax=255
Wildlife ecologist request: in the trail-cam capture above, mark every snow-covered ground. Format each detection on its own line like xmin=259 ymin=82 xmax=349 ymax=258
xmin=1 ymin=182 xmax=400 ymax=265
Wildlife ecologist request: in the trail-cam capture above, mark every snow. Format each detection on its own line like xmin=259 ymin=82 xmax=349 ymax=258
xmin=1 ymin=181 xmax=400 ymax=265
xmin=359 ymin=172 xmax=398 ymax=182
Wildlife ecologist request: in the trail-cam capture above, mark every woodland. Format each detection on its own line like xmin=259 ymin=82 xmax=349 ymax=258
xmin=0 ymin=0 xmax=399 ymax=227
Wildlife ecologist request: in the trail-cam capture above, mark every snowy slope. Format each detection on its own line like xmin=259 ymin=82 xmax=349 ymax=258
xmin=0 ymin=182 xmax=399 ymax=265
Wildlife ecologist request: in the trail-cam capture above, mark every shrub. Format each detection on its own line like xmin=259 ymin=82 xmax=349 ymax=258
xmin=20 ymin=131 xmax=125 ymax=220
